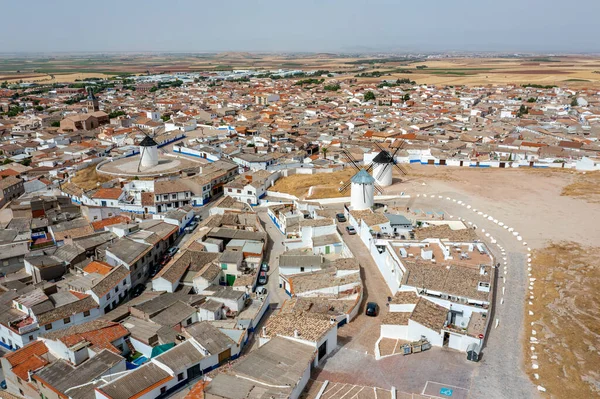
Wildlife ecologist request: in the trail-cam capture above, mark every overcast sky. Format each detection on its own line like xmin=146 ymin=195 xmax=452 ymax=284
xmin=1 ymin=0 xmax=599 ymax=53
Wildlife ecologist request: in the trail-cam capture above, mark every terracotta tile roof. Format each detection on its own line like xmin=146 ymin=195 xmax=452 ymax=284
xmin=141 ymin=192 xmax=154 ymax=206
xmin=83 ymin=260 xmax=114 ymax=276
xmin=5 ymin=341 xmax=50 ymax=380
xmin=92 ymin=215 xmax=131 ymax=231
xmin=185 ymin=381 xmax=206 ymax=399
xmin=0 ymin=169 xmax=19 ymax=177
xmin=44 ymin=320 xmax=129 ymax=354
xmin=5 ymin=341 xmax=49 ymax=367
xmin=92 ymin=188 xmax=123 ymax=200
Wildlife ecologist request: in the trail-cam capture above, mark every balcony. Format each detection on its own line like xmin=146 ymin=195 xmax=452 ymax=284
xmin=11 ymin=317 xmax=39 ymax=335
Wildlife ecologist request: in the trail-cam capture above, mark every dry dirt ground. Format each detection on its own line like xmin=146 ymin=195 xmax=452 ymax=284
xmin=70 ymin=164 xmax=114 ymax=190
xmin=526 ymin=242 xmax=600 ymax=398
xmin=270 ymin=168 xmax=355 ymax=199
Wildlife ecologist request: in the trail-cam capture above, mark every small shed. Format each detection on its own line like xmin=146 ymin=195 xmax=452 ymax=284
xmin=466 ymin=342 xmax=481 ymax=362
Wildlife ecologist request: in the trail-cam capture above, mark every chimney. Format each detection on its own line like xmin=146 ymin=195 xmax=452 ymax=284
xmin=262 ymin=326 xmax=267 ymax=336
xmin=294 ymin=329 xmax=299 ymax=338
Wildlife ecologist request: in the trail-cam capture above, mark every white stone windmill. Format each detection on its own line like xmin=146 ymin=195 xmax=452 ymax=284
xmin=371 ymin=141 xmax=407 ymax=187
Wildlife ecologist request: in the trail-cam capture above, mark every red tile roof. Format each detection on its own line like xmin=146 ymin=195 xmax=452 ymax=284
xmin=5 ymin=341 xmax=50 ymax=380
xmin=83 ymin=260 xmax=114 ymax=276
xmin=92 ymin=188 xmax=123 ymax=200
xmin=48 ymin=321 xmax=129 ymax=355
xmin=92 ymin=215 xmax=130 ymax=231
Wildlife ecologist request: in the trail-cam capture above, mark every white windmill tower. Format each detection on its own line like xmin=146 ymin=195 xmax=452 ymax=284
xmin=349 ymin=169 xmax=376 ymax=210
xmin=371 ymin=142 xmax=407 ymax=187
xmin=138 ymin=134 xmax=159 ymax=170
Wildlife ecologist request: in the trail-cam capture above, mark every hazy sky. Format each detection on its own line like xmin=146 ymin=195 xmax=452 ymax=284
xmin=1 ymin=0 xmax=599 ymax=53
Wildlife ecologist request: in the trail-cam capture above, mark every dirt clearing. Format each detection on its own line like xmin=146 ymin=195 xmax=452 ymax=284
xmin=560 ymin=171 xmax=600 ymax=203
xmin=271 ymin=168 xmax=355 ymax=199
xmin=70 ymin=165 xmax=113 ymax=190
xmin=526 ymin=242 xmax=600 ymax=398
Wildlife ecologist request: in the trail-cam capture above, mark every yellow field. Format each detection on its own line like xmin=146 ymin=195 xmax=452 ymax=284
xmin=271 ymin=168 xmax=355 ymax=199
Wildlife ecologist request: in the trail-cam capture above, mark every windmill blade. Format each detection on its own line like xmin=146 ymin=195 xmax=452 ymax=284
xmin=338 ymin=180 xmax=352 ymax=193
xmin=373 ymin=141 xmax=386 ymax=152
xmin=394 ymin=163 xmax=408 ymax=175
xmin=341 ymin=149 xmax=361 ymax=171
xmin=364 ymin=163 xmax=375 ymax=174
xmin=374 ymin=183 xmax=384 ymax=194
xmin=138 ymin=146 xmax=145 ymax=172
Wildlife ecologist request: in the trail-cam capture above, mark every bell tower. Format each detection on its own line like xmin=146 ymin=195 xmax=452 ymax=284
xmin=86 ymin=87 xmax=99 ymax=112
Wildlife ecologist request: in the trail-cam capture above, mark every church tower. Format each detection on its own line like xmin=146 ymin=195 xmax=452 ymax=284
xmin=86 ymin=87 xmax=99 ymax=112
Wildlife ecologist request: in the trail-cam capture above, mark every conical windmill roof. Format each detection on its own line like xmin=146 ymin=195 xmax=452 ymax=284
xmin=372 ymin=150 xmax=394 ymax=164
xmin=139 ymin=135 xmax=158 ymax=147
xmin=351 ymin=169 xmax=375 ymax=185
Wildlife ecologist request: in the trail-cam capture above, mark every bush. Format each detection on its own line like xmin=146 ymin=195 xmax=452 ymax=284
xmin=364 ymin=91 xmax=376 ymax=101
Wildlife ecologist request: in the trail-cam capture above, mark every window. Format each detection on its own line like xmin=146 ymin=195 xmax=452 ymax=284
xmin=186 ymin=318 xmax=192 ymax=325
xmin=83 ymin=310 xmax=90 ymax=317
xmin=106 ymin=293 xmax=111 ymax=300
xmin=177 ymin=373 xmax=184 ymax=381
xmin=237 ymin=189 xmax=241 ymax=194
xmin=300 ymin=267 xmax=305 ymax=272
xmin=160 ymin=387 xmax=167 ymax=394
xmin=247 ymin=190 xmax=252 ymax=195
xmin=115 ymin=287 xmax=118 ymax=293
xmin=29 ymin=335 xmax=34 ymax=341
xmin=45 ymin=324 xmax=52 ymax=331
xmin=63 ymin=317 xmax=71 ymax=324
xmin=221 ymin=263 xmax=228 ymax=270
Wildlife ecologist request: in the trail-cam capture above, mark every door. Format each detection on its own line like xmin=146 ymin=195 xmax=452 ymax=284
xmin=325 ymin=246 xmax=330 ymax=254
xmin=187 ymin=364 xmax=201 ymax=379
xmin=428 ymin=159 xmax=435 ymax=165
xmin=226 ymin=274 xmax=236 ymax=286
xmin=443 ymin=332 xmax=450 ymax=347
xmin=318 ymin=341 xmax=327 ymax=361
xmin=499 ymin=162 xmax=505 ymax=168
xmin=439 ymin=159 xmax=446 ymax=165
xmin=218 ymin=348 xmax=231 ymax=364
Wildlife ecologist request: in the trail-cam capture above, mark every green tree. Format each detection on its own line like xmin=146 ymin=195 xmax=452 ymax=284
xmin=324 ymin=84 xmax=340 ymax=91
xmin=51 ymin=121 xmax=61 ymax=127
xmin=20 ymin=158 xmax=31 ymax=166
xmin=0 ymin=81 xmax=7 ymax=88
xmin=403 ymin=93 xmax=410 ymax=101
xmin=527 ymin=97 xmax=536 ymax=103
xmin=321 ymin=147 xmax=328 ymax=159
xmin=149 ymin=86 xmax=158 ymax=92
xmin=364 ymin=91 xmax=376 ymax=101
xmin=108 ymin=110 xmax=126 ymax=119
xmin=570 ymin=97 xmax=578 ymax=107
xmin=161 ymin=115 xmax=170 ymax=122
xmin=35 ymin=105 xmax=44 ymax=112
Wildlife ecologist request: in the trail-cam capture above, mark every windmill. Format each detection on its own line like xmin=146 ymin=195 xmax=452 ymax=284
xmin=371 ymin=141 xmax=407 ymax=187
xmin=338 ymin=150 xmax=383 ymax=210
xmin=134 ymin=126 xmax=166 ymax=172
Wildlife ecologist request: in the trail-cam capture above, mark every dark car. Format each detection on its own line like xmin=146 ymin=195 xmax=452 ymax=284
xmin=160 ymin=255 xmax=172 ymax=266
xmin=258 ymin=271 xmax=268 ymax=285
xmin=131 ymin=284 xmax=146 ymax=298
xmin=346 ymin=226 xmax=357 ymax=235
xmin=260 ymin=263 xmax=269 ymax=272
xmin=365 ymin=302 xmax=379 ymax=317
xmin=336 ymin=213 xmax=347 ymax=223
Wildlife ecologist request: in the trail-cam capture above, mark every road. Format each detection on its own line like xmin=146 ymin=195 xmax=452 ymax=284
xmin=399 ymin=194 xmax=538 ymax=399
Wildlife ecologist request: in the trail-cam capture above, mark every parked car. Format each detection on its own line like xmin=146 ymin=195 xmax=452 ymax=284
xmin=260 ymin=263 xmax=269 ymax=272
xmin=365 ymin=302 xmax=379 ymax=317
xmin=131 ymin=284 xmax=146 ymax=298
xmin=256 ymin=286 xmax=268 ymax=296
xmin=336 ymin=213 xmax=347 ymax=222
xmin=160 ymin=255 xmax=172 ymax=266
xmin=258 ymin=271 xmax=268 ymax=285
xmin=184 ymin=226 xmax=195 ymax=233
xmin=167 ymin=247 xmax=179 ymax=257
xmin=194 ymin=215 xmax=203 ymax=221
xmin=1 ymin=380 xmax=7 ymax=390
xmin=346 ymin=226 xmax=357 ymax=235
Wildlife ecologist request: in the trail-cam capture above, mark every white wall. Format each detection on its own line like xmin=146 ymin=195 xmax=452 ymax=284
xmin=381 ymin=324 xmax=408 ymax=340
xmin=407 ymin=320 xmax=443 ymax=347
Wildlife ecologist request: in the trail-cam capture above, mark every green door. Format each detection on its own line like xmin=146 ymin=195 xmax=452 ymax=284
xmin=325 ymin=246 xmax=330 ymax=254
xmin=226 ymin=274 xmax=236 ymax=286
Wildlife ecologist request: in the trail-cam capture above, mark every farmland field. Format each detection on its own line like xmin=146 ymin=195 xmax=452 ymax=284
xmin=1 ymin=53 xmax=600 ymax=86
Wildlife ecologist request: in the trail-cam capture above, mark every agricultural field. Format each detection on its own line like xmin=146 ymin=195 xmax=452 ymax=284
xmin=2 ymin=53 xmax=600 ymax=87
